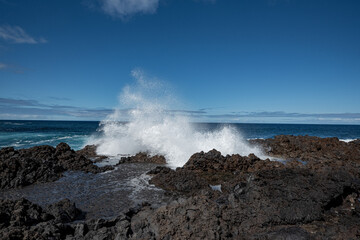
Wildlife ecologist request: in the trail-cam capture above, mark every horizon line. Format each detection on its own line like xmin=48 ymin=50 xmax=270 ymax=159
xmin=1 ymin=119 xmax=359 ymax=126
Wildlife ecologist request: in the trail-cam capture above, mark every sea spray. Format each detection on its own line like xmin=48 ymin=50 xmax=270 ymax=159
xmin=88 ymin=70 xmax=264 ymax=168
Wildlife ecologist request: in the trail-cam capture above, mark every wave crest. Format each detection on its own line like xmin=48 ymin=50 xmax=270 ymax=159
xmin=87 ymin=70 xmax=263 ymax=168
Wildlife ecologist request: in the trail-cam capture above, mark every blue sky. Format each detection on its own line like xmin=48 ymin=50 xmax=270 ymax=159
xmin=0 ymin=0 xmax=359 ymax=124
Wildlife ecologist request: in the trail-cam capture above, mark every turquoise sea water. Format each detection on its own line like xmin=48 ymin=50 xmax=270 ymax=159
xmin=0 ymin=120 xmax=99 ymax=150
xmin=1 ymin=120 xmax=359 ymax=150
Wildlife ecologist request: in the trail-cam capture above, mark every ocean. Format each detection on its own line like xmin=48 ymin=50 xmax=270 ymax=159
xmin=1 ymin=120 xmax=359 ymax=150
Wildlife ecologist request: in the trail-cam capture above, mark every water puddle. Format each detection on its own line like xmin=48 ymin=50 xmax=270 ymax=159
xmin=0 ymin=163 xmax=168 ymax=219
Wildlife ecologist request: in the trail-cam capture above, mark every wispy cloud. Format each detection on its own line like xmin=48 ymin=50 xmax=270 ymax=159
xmin=93 ymin=0 xmax=217 ymax=19
xmin=0 ymin=97 xmax=112 ymax=120
xmin=0 ymin=98 xmax=42 ymax=107
xmin=201 ymin=111 xmax=360 ymax=124
xmin=0 ymin=25 xmax=47 ymax=44
xmin=0 ymin=97 xmax=359 ymax=124
xmin=99 ymin=0 xmax=159 ymax=18
xmin=227 ymin=111 xmax=360 ymax=119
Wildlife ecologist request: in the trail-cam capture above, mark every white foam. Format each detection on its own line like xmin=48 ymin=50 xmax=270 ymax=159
xmin=128 ymin=173 xmax=162 ymax=201
xmin=340 ymin=139 xmax=357 ymax=143
xmin=87 ymin=70 xmax=265 ymax=168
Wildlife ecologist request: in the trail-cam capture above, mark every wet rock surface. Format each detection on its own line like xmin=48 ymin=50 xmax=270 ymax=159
xmin=1 ymin=135 xmax=360 ymax=239
xmin=118 ymin=152 xmax=166 ymax=165
xmin=76 ymin=144 xmax=108 ymax=162
xmin=0 ymin=143 xmax=113 ymax=189
xmin=0 ymin=163 xmax=168 ymax=220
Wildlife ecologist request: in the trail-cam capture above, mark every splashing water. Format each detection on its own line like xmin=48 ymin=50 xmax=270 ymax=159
xmin=87 ymin=70 xmax=264 ymax=168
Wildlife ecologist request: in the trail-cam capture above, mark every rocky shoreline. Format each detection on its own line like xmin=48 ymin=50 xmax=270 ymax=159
xmin=1 ymin=135 xmax=360 ymax=239
xmin=0 ymin=143 xmax=113 ymax=189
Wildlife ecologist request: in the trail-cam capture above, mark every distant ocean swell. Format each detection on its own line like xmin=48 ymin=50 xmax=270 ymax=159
xmin=1 ymin=120 xmax=360 ymax=162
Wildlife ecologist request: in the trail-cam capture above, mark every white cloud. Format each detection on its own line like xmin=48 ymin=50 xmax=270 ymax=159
xmin=0 ymin=25 xmax=47 ymax=44
xmin=100 ymin=0 xmax=159 ymax=18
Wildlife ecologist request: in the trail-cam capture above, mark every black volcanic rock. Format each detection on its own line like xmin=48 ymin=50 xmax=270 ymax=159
xmin=1 ymin=136 xmax=360 ymax=239
xmin=76 ymin=144 xmax=108 ymax=162
xmin=118 ymin=152 xmax=166 ymax=165
xmin=149 ymin=167 xmax=209 ymax=194
xmin=149 ymin=150 xmax=285 ymax=193
xmin=0 ymin=143 xmax=113 ymax=189
xmin=46 ymin=199 xmax=84 ymax=223
xmin=0 ymin=146 xmax=64 ymax=189
xmin=0 ymin=198 xmax=83 ymax=240
xmin=142 ymin=147 xmax=360 ymax=239
xmin=0 ymin=198 xmax=49 ymax=228
xmin=250 ymin=135 xmax=360 ymax=163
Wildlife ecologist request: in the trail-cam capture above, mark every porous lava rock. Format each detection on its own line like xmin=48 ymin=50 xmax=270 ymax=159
xmin=76 ymin=145 xmax=108 ymax=162
xmin=250 ymin=135 xmax=360 ymax=163
xmin=118 ymin=152 xmax=166 ymax=165
xmin=0 ymin=143 xmax=113 ymax=189
xmin=0 ymin=198 xmax=83 ymax=240
xmin=143 ymin=147 xmax=360 ymax=239
xmin=2 ymin=136 xmax=360 ymax=239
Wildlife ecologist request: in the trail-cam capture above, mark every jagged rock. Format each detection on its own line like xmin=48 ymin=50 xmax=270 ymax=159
xmin=0 ymin=198 xmax=83 ymax=240
xmin=118 ymin=152 xmax=166 ymax=165
xmin=143 ymin=148 xmax=360 ymax=239
xmin=46 ymin=199 xmax=83 ymax=223
xmin=76 ymin=145 xmax=108 ymax=162
xmin=0 ymin=198 xmax=49 ymax=229
xmin=149 ymin=167 xmax=209 ymax=194
xmin=0 ymin=146 xmax=64 ymax=189
xmin=148 ymin=150 xmax=286 ymax=193
xmin=0 ymin=143 xmax=114 ymax=189
xmin=250 ymin=135 xmax=360 ymax=163
xmin=1 ymin=136 xmax=360 ymax=239
xmin=55 ymin=143 xmax=112 ymax=174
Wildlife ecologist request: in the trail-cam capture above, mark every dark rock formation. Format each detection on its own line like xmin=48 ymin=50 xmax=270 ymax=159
xmin=46 ymin=199 xmax=84 ymax=223
xmin=0 ymin=198 xmax=83 ymax=240
xmin=0 ymin=143 xmax=113 ymax=189
xmin=250 ymin=135 xmax=360 ymax=163
xmin=148 ymin=166 xmax=209 ymax=194
xmin=118 ymin=152 xmax=166 ymax=165
xmin=148 ymin=150 xmax=286 ymax=194
xmin=0 ymin=197 xmax=146 ymax=240
xmin=55 ymin=143 xmax=113 ymax=173
xmin=1 ymin=136 xmax=360 ymax=239
xmin=76 ymin=144 xmax=108 ymax=162
xmin=68 ymin=164 xmax=360 ymax=239
xmin=143 ymin=148 xmax=360 ymax=239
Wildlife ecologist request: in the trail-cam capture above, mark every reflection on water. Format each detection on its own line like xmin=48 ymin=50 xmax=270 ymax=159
xmin=0 ymin=163 xmax=168 ymax=220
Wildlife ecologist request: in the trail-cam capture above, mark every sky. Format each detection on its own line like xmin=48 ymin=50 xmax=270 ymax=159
xmin=0 ymin=0 xmax=359 ymax=124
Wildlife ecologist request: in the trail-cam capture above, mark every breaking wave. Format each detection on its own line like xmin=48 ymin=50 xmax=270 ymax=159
xmin=87 ymin=70 xmax=264 ymax=168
